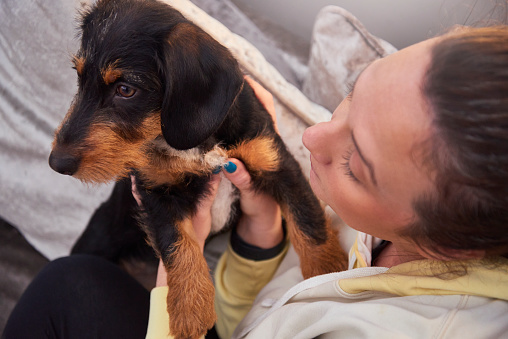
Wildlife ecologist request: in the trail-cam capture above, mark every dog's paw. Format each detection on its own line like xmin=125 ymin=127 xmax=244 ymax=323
xmin=301 ymin=241 xmax=349 ymax=278
xmin=289 ymin=221 xmax=348 ymax=278
xmin=166 ymin=272 xmax=216 ymax=339
xmin=164 ymin=231 xmax=217 ymax=339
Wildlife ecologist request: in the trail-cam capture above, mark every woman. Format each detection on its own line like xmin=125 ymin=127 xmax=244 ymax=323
xmin=4 ymin=26 xmax=508 ymax=339
xmin=147 ymin=26 xmax=508 ymax=338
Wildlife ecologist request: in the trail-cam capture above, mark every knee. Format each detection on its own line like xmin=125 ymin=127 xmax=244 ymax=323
xmin=45 ymin=254 xmax=112 ymax=283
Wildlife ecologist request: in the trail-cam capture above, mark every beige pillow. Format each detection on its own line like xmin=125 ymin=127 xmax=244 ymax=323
xmin=303 ymin=6 xmax=397 ymax=113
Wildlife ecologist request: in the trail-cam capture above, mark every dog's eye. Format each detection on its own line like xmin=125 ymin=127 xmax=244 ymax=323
xmin=116 ymin=85 xmax=136 ymax=98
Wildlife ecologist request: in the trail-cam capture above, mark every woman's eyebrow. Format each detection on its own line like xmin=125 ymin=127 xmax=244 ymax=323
xmin=352 ymin=132 xmax=378 ymax=186
xmin=346 ymin=61 xmax=373 ymax=100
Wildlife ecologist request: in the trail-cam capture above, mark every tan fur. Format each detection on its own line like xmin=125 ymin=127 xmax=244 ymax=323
xmin=227 ymin=136 xmax=280 ymax=173
xmin=282 ymin=206 xmax=348 ymax=278
xmin=72 ymin=55 xmax=85 ymax=76
xmin=55 ymin=6 xmax=344 ymax=339
xmin=101 ymin=61 xmax=122 ymax=85
xmin=74 ymin=114 xmax=160 ymax=183
xmin=139 ymin=136 xmax=280 ymax=187
xmin=165 ymin=218 xmax=216 ymax=339
xmin=167 ymin=23 xmax=201 ymax=54
xmin=139 ymin=145 xmax=227 ymax=187
xmin=74 ymin=113 xmax=281 ymax=186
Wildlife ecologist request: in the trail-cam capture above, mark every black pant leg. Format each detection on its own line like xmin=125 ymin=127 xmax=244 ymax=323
xmin=2 ymin=254 xmax=150 ymax=339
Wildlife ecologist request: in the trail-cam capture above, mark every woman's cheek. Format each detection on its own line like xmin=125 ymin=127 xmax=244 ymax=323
xmin=326 ymin=176 xmax=369 ymax=230
xmin=311 ymin=167 xmax=344 ymax=210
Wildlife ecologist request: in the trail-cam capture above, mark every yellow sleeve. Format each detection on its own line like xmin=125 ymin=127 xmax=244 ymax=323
xmin=214 ymin=242 xmax=289 ymax=339
xmin=146 ymin=287 xmax=205 ymax=339
xmin=146 ymin=287 xmax=172 ymax=339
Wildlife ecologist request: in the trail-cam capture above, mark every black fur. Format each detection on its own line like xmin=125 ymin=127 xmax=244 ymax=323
xmin=50 ymin=0 xmax=346 ymax=337
xmin=72 ymin=178 xmax=157 ymax=265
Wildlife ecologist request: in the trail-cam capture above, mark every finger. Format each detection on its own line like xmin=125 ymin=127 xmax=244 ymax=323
xmin=223 ymin=158 xmax=283 ymax=248
xmin=197 ymin=174 xmax=222 ymax=210
xmin=245 ymin=76 xmax=274 ymax=111
xmin=244 ymin=76 xmax=279 ymax=133
xmin=222 ymin=159 xmax=263 ymax=217
xmin=191 ymin=174 xmax=222 ymax=249
xmin=155 ymin=259 xmax=168 ymax=287
xmin=192 ymin=174 xmax=221 ymax=225
xmin=222 ymin=159 xmax=253 ymax=193
xmin=130 ymin=175 xmax=143 ymax=207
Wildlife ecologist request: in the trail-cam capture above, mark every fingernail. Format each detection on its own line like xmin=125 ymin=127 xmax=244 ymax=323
xmin=212 ymin=166 xmax=222 ymax=174
xmin=224 ymin=161 xmax=237 ymax=173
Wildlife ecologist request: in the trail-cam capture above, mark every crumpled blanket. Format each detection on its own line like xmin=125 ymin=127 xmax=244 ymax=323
xmin=0 ymin=0 xmax=394 ymax=260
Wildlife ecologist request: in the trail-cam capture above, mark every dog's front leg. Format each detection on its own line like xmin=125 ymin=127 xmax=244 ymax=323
xmin=241 ymin=138 xmax=348 ymax=278
xmin=228 ymin=136 xmax=348 ymax=277
xmin=275 ymin=149 xmax=349 ymax=277
xmin=136 ymin=183 xmax=216 ymax=339
xmin=163 ymin=218 xmax=216 ymax=339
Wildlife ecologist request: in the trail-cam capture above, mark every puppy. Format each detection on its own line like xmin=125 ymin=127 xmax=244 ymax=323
xmin=49 ymin=0 xmax=347 ymax=337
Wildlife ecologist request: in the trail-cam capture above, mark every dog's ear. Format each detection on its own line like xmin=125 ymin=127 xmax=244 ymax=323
xmin=160 ymin=23 xmax=244 ymax=150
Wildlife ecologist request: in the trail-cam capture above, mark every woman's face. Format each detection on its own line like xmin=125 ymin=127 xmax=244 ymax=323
xmin=303 ymin=38 xmax=437 ymax=246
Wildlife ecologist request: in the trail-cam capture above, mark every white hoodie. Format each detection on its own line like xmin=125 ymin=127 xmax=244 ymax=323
xmin=147 ymin=232 xmax=508 ymax=339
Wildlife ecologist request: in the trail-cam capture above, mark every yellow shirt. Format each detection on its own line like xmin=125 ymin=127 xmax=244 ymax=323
xmin=146 ymin=242 xmax=289 ymax=339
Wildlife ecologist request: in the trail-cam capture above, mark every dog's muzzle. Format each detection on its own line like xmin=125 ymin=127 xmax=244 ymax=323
xmin=49 ymin=149 xmax=80 ymax=176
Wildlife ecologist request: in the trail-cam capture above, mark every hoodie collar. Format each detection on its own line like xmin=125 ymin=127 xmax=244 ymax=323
xmin=340 ymin=257 xmax=508 ymax=301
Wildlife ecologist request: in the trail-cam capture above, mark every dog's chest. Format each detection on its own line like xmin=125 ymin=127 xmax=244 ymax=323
xmin=211 ymin=177 xmax=238 ymax=233
xmin=152 ymin=140 xmax=239 ymax=233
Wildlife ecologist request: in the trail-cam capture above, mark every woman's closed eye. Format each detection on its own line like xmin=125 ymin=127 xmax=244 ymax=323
xmin=341 ymin=148 xmax=360 ymax=183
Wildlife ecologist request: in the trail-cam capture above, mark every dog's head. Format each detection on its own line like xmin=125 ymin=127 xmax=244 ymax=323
xmin=49 ymin=0 xmax=243 ymax=183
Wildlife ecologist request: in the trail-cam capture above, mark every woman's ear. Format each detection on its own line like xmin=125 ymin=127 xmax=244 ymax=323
xmin=160 ymin=22 xmax=244 ymax=150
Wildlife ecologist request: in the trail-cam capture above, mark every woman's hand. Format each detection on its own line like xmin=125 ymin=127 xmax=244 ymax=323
xmin=134 ymin=164 xmax=283 ymax=287
xmin=131 ymin=174 xmax=222 ymax=288
xmin=245 ymin=76 xmax=279 ymax=133
xmin=223 ymin=159 xmax=283 ymax=249
xmin=130 ymin=174 xmax=221 ymax=253
xmin=187 ymin=77 xmax=281 ymax=248
xmin=156 ymin=174 xmax=221 ymax=287
xmin=190 ymin=174 xmax=222 ymax=251
xmin=238 ymin=77 xmax=283 ymax=247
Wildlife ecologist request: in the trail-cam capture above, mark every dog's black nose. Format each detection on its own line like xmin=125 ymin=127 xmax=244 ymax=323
xmin=49 ymin=150 xmax=80 ymax=176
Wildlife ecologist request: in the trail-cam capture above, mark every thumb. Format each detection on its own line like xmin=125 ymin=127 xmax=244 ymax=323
xmin=197 ymin=173 xmax=222 ymax=210
xmin=222 ymin=159 xmax=253 ymax=192
xmin=222 ymin=158 xmax=261 ymax=217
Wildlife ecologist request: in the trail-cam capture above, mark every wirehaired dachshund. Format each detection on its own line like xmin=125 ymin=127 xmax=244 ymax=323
xmin=49 ymin=0 xmax=347 ymax=337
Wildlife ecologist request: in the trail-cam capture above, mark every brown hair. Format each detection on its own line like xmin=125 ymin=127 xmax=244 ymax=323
xmin=403 ymin=26 xmax=508 ymax=259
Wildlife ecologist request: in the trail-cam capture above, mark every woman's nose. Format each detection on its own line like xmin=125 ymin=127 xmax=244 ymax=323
xmin=303 ymin=103 xmax=349 ymax=162
xmin=302 ymin=121 xmax=334 ymax=161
